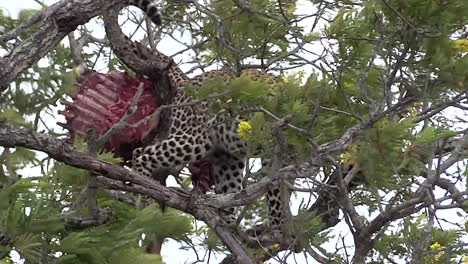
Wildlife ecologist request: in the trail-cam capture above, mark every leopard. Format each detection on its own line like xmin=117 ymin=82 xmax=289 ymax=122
xmin=128 ymin=0 xmax=284 ymax=227
xmin=127 ymin=0 xmax=162 ymax=25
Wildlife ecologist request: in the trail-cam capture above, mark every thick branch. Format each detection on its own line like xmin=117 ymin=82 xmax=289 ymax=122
xmin=0 ymin=122 xmax=295 ymax=263
xmin=102 ymin=5 xmax=169 ymax=78
xmin=351 ymin=132 xmax=468 ymax=262
xmin=0 ymin=121 xmax=190 ymax=211
xmin=0 ymin=0 xmax=132 ymax=93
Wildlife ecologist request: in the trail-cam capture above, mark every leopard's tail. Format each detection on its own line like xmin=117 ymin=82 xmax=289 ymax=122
xmin=127 ymin=0 xmax=162 ymax=25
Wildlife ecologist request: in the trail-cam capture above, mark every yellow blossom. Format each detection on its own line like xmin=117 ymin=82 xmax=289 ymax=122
xmin=406 ymin=102 xmax=423 ymax=117
xmin=430 ymin=242 xmax=443 ymax=250
xmin=462 ymin=255 xmax=468 ymax=264
xmin=266 ymin=243 xmax=281 ymax=253
xmin=427 ymin=242 xmax=445 ymax=263
xmin=453 ymin=39 xmax=468 ymax=53
xmin=342 ymin=144 xmax=358 ymax=164
xmin=237 ymin=121 xmax=252 ymax=141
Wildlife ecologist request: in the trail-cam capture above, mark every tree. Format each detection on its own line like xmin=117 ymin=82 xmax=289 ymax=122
xmin=0 ymin=0 xmax=467 ymax=263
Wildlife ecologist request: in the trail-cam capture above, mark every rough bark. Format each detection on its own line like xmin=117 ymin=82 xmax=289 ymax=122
xmin=0 ymin=0 xmax=132 ymax=93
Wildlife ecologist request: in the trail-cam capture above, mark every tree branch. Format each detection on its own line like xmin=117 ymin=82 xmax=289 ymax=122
xmin=0 ymin=0 xmax=139 ymax=93
xmin=0 ymin=121 xmax=191 ymax=211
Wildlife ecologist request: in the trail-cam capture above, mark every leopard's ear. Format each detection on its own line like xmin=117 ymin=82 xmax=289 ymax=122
xmin=127 ymin=0 xmax=162 ymax=25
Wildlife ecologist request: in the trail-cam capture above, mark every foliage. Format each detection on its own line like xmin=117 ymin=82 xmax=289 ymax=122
xmin=374 ymin=216 xmax=467 ymax=263
xmin=1 ymin=0 xmax=467 ymax=263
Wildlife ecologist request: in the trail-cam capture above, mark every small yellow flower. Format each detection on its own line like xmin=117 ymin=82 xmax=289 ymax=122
xmin=266 ymin=243 xmax=281 ymax=253
xmin=237 ymin=121 xmax=252 ymax=141
xmin=430 ymin=242 xmax=443 ymax=250
xmin=462 ymin=255 xmax=468 ymax=264
xmin=428 ymin=242 xmax=445 ymax=263
xmin=453 ymin=39 xmax=468 ymax=53
xmin=342 ymin=144 xmax=358 ymax=164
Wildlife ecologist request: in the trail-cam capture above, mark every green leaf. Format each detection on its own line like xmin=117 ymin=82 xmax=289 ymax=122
xmin=98 ymin=151 xmax=123 ymax=165
xmin=53 ymin=231 xmax=109 ymax=264
xmin=431 ymin=229 xmax=460 ymax=246
xmin=11 ymin=148 xmax=37 ymax=166
xmin=0 ymin=255 xmax=13 ymax=264
xmin=206 ymin=228 xmax=222 ymax=250
xmin=13 ymin=233 xmax=43 ymax=263
xmin=0 ymin=109 xmax=28 ymax=126
xmin=414 ymin=127 xmax=457 ymax=145
xmin=0 ymin=180 xmax=42 ymax=210
xmin=124 ymin=204 xmax=192 ymax=239
xmin=109 ymin=248 xmax=163 ymax=264
xmin=18 ymin=9 xmax=39 ymax=22
xmin=26 ymin=200 xmax=65 ymax=234
xmin=230 ymin=74 xmax=270 ymax=103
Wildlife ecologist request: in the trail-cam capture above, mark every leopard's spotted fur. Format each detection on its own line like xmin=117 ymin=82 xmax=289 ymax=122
xmin=129 ymin=1 xmax=284 ymax=226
